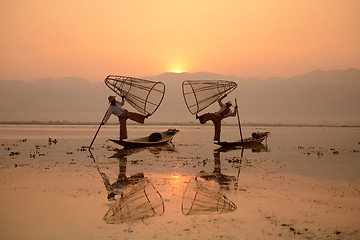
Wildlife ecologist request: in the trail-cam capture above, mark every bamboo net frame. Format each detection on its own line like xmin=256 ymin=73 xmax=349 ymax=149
xmin=105 ymin=75 xmax=165 ymax=116
xmin=182 ymin=80 xmax=237 ymax=115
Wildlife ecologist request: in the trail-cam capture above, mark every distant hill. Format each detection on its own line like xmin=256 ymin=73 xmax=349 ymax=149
xmin=0 ymin=69 xmax=359 ymax=125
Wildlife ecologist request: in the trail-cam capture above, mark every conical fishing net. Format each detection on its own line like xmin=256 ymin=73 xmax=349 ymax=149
xmin=104 ymin=179 xmax=164 ymax=224
xmin=181 ymin=177 xmax=237 ymax=215
xmin=182 ymin=80 xmax=237 ymax=115
xmin=105 ymin=75 xmax=165 ymax=116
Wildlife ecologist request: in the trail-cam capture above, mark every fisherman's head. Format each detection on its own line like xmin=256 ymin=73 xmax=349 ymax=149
xmin=225 ymin=101 xmax=232 ymax=108
xmin=108 ymin=95 xmax=116 ymax=104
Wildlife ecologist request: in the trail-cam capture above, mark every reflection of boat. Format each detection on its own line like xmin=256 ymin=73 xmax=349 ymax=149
xmin=216 ymin=142 xmax=269 ymax=153
xmin=109 ymin=129 xmax=179 ymax=148
xmin=111 ymin=142 xmax=177 ymax=158
xmin=215 ymin=131 xmax=270 ymax=147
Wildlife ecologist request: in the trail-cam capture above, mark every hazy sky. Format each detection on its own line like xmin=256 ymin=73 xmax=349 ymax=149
xmin=1 ymin=0 xmax=359 ymax=82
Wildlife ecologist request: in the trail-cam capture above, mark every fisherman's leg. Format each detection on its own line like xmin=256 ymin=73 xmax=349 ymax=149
xmin=198 ymin=113 xmax=214 ymax=124
xmin=119 ymin=119 xmax=128 ymax=139
xmin=127 ymin=111 xmax=146 ymax=124
xmin=213 ymin=151 xmax=221 ymax=174
xmin=212 ymin=117 xmax=222 ymax=142
xmin=118 ymin=115 xmax=128 ymax=140
xmin=118 ymin=156 xmax=127 ymax=180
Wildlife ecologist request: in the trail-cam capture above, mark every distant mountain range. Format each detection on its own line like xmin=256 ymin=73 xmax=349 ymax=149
xmin=0 ymin=68 xmax=359 ymax=126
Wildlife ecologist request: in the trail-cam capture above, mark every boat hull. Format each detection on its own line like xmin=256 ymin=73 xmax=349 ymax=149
xmin=215 ymin=132 xmax=270 ymax=147
xmin=109 ymin=129 xmax=179 ymax=148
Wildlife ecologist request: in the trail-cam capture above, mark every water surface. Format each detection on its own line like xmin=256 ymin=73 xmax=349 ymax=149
xmin=0 ymin=124 xmax=359 ymax=239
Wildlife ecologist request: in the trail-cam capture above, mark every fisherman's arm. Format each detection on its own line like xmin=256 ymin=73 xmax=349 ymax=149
xmin=228 ymin=111 xmax=236 ymax=117
xmin=218 ymin=94 xmax=227 ymax=107
xmin=102 ymin=108 xmax=112 ymax=125
xmin=229 ymin=105 xmax=238 ymax=117
xmin=120 ymin=96 xmax=125 ymax=105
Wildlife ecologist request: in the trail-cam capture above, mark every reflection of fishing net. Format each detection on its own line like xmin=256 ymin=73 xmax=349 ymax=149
xmin=104 ymin=179 xmax=164 ymax=224
xmin=105 ymin=75 xmax=165 ymax=116
xmin=182 ymin=80 xmax=237 ymax=115
xmin=181 ymin=177 xmax=237 ymax=215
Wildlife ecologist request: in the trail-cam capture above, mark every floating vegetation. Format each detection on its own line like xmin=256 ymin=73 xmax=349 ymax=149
xmin=297 ymin=146 xmax=351 ymax=157
xmin=30 ymin=145 xmax=47 ymax=158
xmin=130 ymin=159 xmax=143 ymax=164
xmin=77 ymin=146 xmax=88 ymax=152
xmin=228 ymin=157 xmax=241 ymax=163
xmin=9 ymin=152 xmax=20 ymax=156
xmin=48 ymin=138 xmax=57 ymax=145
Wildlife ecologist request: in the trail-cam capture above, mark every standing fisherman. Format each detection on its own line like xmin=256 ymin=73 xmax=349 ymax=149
xmin=196 ymin=94 xmax=238 ymax=143
xmin=102 ymin=96 xmax=149 ymax=140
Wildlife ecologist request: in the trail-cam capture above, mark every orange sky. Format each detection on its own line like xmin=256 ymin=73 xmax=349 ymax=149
xmin=1 ymin=0 xmax=359 ymax=82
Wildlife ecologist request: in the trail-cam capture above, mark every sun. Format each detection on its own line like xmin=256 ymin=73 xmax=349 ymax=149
xmin=170 ymin=69 xmax=185 ymax=73
xmin=168 ymin=63 xmax=187 ymax=73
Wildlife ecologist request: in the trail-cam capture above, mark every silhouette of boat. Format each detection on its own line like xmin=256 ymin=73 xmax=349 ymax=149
xmin=109 ymin=129 xmax=179 ymax=148
xmin=215 ymin=131 xmax=270 ymax=147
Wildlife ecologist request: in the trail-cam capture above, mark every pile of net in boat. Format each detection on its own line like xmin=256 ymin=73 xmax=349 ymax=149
xmin=182 ymin=80 xmax=237 ymax=115
xmin=105 ymin=75 xmax=165 ymax=116
xmin=103 ymin=179 xmax=164 ymax=224
xmin=181 ymin=177 xmax=237 ymax=215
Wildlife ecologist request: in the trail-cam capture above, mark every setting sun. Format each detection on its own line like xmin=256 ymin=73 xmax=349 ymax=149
xmin=170 ymin=69 xmax=185 ymax=73
xmin=167 ymin=61 xmax=188 ymax=74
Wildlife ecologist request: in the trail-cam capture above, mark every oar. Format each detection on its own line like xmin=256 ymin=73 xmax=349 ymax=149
xmin=89 ymin=109 xmax=108 ymax=149
xmin=234 ymin=145 xmax=244 ymax=190
xmin=234 ymin=98 xmax=243 ymax=144
xmin=88 ymin=148 xmax=113 ymax=193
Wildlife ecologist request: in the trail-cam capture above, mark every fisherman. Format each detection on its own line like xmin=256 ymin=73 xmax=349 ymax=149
xmin=196 ymin=94 xmax=238 ymax=142
xmin=102 ymin=95 xmax=149 ymax=140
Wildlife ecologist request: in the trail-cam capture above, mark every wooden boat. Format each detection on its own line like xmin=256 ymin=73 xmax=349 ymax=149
xmin=215 ymin=131 xmax=270 ymax=147
xmin=109 ymin=129 xmax=179 ymax=148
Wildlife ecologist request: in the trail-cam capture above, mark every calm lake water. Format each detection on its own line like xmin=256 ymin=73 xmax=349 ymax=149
xmin=1 ymin=124 xmax=359 ymax=181
xmin=0 ymin=124 xmax=359 ymax=240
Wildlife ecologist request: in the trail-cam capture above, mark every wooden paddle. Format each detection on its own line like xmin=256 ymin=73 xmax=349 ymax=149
xmin=89 ymin=109 xmax=108 ymax=149
xmin=234 ymin=99 xmax=245 ymax=189
xmin=234 ymin=98 xmax=243 ymax=143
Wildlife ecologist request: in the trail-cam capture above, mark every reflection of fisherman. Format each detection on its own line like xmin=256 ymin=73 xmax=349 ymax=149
xmin=98 ymin=154 xmax=144 ymax=200
xmin=199 ymin=150 xmax=236 ymax=189
xmin=102 ymin=96 xmax=149 ymax=140
xmin=196 ymin=94 xmax=238 ymax=142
